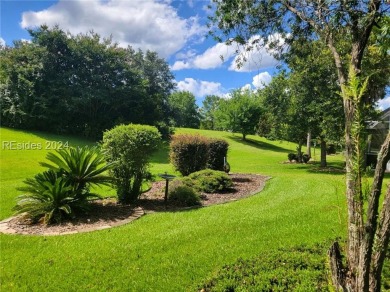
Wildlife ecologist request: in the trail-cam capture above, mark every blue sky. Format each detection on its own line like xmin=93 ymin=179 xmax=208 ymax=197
xmin=1 ymin=0 xmax=388 ymax=108
xmin=0 ymin=0 xmax=281 ymax=105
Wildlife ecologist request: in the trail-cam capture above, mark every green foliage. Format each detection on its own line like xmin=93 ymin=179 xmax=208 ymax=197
xmin=39 ymin=146 xmax=114 ymax=196
xmin=168 ymin=91 xmax=200 ymax=128
xmin=0 ymin=26 xmax=175 ymax=138
xmin=182 ymin=169 xmax=233 ymax=193
xmin=198 ymin=245 xmax=329 ymax=291
xmin=207 ymin=138 xmax=229 ymax=171
xmin=200 ymin=95 xmax=221 ymax=130
xmin=154 ymin=121 xmax=175 ymax=140
xmin=215 ymin=89 xmax=262 ymax=140
xmin=168 ymin=182 xmax=201 ymax=207
xmin=169 ymin=134 xmax=210 ymax=176
xmin=13 ymin=171 xmax=78 ymax=224
xmin=288 ymin=153 xmax=297 ymax=161
xmin=102 ymin=124 xmax=161 ymax=203
xmin=302 ymin=154 xmax=310 ymax=163
xmin=13 ymin=146 xmax=113 ymax=224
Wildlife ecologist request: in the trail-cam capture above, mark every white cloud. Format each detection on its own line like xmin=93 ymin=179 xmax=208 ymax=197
xmin=20 ymin=0 xmax=206 ymax=58
xmin=172 ymin=42 xmax=234 ymax=70
xmin=173 ymin=33 xmax=283 ymax=72
xmin=177 ymin=78 xmax=225 ymax=97
xmin=252 ymin=72 xmax=272 ymax=89
xmin=192 ymin=42 xmax=234 ymax=69
xmin=0 ymin=37 xmax=5 ymax=46
xmin=377 ymin=95 xmax=390 ymax=110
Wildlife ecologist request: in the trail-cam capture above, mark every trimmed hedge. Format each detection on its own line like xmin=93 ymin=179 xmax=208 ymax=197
xmin=170 ymin=134 xmax=229 ymax=176
xmin=207 ymin=138 xmax=229 ymax=171
xmin=170 ymin=134 xmax=210 ymax=176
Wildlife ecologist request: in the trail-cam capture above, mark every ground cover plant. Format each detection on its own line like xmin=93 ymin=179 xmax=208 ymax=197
xmin=198 ymin=245 xmax=329 ymax=291
xmin=1 ymin=127 xmax=389 ymax=291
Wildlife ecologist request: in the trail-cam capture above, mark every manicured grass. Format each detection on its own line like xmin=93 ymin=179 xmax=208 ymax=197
xmin=0 ymin=127 xmax=386 ymax=291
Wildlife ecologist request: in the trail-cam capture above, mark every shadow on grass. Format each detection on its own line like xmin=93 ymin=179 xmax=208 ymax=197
xmin=150 ymin=141 xmax=170 ymax=164
xmin=230 ymin=135 xmax=292 ymax=153
xmin=285 ymin=161 xmax=346 ymax=176
xmin=1 ymin=126 xmax=97 ymax=147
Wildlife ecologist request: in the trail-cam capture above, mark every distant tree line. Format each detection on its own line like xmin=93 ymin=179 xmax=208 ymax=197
xmin=0 ymin=25 xmax=176 ymax=139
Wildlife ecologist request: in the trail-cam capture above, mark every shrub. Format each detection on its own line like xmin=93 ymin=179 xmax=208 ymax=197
xmin=327 ymin=143 xmax=337 ymax=155
xmin=168 ymin=182 xmax=201 ymax=207
xmin=155 ymin=121 xmax=175 ymax=140
xmin=302 ymin=154 xmax=310 ymax=163
xmin=170 ymin=134 xmax=209 ymax=176
xmin=182 ymin=169 xmax=233 ymax=193
xmin=14 ymin=171 xmax=94 ymax=224
xmin=40 ymin=146 xmax=114 ymax=197
xmin=102 ymin=124 xmax=161 ymax=203
xmin=14 ymin=146 xmax=113 ymax=224
xmin=288 ymin=153 xmax=297 ymax=161
xmin=207 ymin=139 xmax=229 ymax=171
xmin=198 ymin=245 xmax=328 ymax=291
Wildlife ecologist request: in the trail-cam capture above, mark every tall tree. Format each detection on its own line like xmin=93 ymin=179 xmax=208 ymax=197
xmin=215 ymin=89 xmax=262 ymax=140
xmin=210 ymin=1 xmax=390 ymax=290
xmin=167 ymin=91 xmax=200 ymax=128
xmin=0 ymin=41 xmax=46 ymax=129
xmin=0 ymin=26 xmax=176 ymax=139
xmin=200 ymin=95 xmax=221 ymax=130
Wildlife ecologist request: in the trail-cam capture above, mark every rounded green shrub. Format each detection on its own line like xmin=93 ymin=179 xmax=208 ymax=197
xmin=183 ymin=169 xmax=233 ymax=193
xmin=207 ymin=138 xmax=229 ymax=171
xmin=169 ymin=134 xmax=210 ymax=176
xmin=302 ymin=154 xmax=310 ymax=163
xmin=288 ymin=153 xmax=297 ymax=161
xmin=102 ymin=124 xmax=161 ymax=203
xmin=168 ymin=183 xmax=201 ymax=207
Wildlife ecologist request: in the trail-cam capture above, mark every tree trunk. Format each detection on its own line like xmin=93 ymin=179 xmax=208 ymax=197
xmin=320 ymin=137 xmax=327 ymax=167
xmin=328 ymin=241 xmax=347 ymax=291
xmin=370 ymin=184 xmax=390 ymax=292
xmin=297 ymin=141 xmax=303 ymax=163
xmin=367 ymin=133 xmax=390 ymax=291
xmin=306 ymin=131 xmax=312 ymax=158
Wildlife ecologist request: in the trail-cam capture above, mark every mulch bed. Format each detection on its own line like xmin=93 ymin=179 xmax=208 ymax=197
xmin=2 ymin=173 xmax=270 ymax=236
xmin=139 ymin=173 xmax=270 ymax=212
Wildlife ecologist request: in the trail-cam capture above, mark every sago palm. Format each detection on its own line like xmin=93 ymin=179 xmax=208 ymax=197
xmin=40 ymin=146 xmax=114 ymax=196
xmin=14 ymin=170 xmax=76 ymax=224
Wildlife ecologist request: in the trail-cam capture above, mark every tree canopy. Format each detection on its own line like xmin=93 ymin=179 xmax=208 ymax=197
xmin=0 ymin=26 xmax=176 ymax=138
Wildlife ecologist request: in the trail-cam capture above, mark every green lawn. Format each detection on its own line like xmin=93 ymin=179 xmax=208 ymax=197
xmin=0 ymin=126 xmax=384 ymax=291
